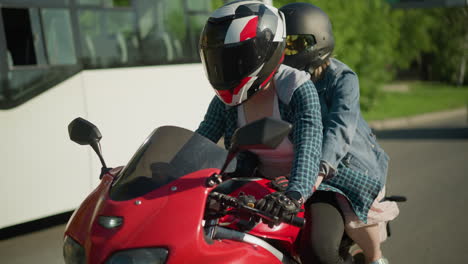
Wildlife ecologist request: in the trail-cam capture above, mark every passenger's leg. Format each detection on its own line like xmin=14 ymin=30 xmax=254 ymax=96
xmin=345 ymin=224 xmax=382 ymax=264
xmin=300 ymin=191 xmax=347 ymax=264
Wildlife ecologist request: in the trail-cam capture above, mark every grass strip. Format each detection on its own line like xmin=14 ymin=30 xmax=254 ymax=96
xmin=363 ymin=82 xmax=468 ymax=121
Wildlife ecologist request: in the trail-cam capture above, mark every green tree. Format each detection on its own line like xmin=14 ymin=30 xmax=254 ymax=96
xmin=212 ymin=0 xmax=227 ymax=9
xmin=428 ymin=7 xmax=468 ymax=85
xmin=387 ymin=6 xmax=467 ymax=86
xmin=391 ymin=9 xmax=437 ymax=70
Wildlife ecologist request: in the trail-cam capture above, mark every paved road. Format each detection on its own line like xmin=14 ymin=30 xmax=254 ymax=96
xmin=1 ymin=111 xmax=467 ymax=264
xmin=0 ymin=224 xmax=65 ymax=264
xmin=378 ymin=112 xmax=468 ymax=263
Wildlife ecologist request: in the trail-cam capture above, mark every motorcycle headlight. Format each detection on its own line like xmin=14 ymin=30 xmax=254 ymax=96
xmin=105 ymin=248 xmax=169 ymax=264
xmin=63 ymin=236 xmax=86 ymax=264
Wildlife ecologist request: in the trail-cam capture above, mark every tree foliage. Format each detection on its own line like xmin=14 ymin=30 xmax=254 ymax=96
xmin=424 ymin=8 xmax=468 ymax=85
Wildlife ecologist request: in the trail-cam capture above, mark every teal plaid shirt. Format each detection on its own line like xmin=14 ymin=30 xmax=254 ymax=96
xmin=197 ymin=80 xmax=323 ymax=201
xmin=196 ymin=76 xmax=381 ymax=223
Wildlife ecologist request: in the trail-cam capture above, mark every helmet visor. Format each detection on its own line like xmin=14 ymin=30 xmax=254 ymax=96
xmin=201 ymin=39 xmax=265 ymax=91
xmin=285 ymin=34 xmax=316 ymax=56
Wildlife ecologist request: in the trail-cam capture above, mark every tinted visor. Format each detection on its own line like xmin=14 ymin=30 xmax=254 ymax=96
xmin=200 ymin=21 xmax=266 ymax=91
xmin=285 ymin=34 xmax=316 ymax=55
xmin=201 ymin=41 xmax=263 ymax=90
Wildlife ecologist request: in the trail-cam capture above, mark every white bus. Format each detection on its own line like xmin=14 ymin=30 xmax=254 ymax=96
xmin=0 ymin=0 xmax=217 ymax=231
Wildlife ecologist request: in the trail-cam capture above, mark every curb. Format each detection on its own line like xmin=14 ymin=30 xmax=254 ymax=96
xmin=369 ymin=107 xmax=467 ymax=130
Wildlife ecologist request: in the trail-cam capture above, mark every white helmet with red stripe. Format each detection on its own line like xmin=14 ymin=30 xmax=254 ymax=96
xmin=199 ymin=0 xmax=286 ymax=106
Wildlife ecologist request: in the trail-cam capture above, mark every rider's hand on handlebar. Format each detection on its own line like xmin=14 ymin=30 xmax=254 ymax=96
xmin=255 ymin=191 xmax=302 ymax=227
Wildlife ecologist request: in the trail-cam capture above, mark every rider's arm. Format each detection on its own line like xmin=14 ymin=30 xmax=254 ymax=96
xmin=286 ymin=80 xmax=323 ymax=201
xmin=196 ymin=96 xmax=226 ymax=143
xmin=197 ymin=96 xmax=258 ymax=177
xmin=321 ymin=72 xmax=360 ymax=172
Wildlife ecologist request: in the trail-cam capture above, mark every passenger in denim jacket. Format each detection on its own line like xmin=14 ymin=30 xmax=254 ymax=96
xmin=280 ymin=3 xmax=398 ymax=264
xmin=315 ymin=58 xmax=389 ymax=184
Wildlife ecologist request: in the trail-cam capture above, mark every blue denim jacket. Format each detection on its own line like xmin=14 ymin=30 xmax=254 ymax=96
xmin=315 ymin=58 xmax=389 ymax=186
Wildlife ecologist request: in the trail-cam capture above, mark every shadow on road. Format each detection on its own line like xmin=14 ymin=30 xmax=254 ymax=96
xmin=374 ymin=127 xmax=468 ymax=140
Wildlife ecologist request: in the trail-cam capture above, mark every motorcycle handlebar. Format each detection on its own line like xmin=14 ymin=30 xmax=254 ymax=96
xmin=282 ymin=214 xmax=306 ymax=228
xmin=209 ymin=192 xmax=305 ymax=228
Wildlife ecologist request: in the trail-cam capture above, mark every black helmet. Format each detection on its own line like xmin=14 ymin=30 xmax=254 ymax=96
xmin=199 ymin=0 xmax=286 ymax=106
xmin=279 ymin=2 xmax=334 ymax=74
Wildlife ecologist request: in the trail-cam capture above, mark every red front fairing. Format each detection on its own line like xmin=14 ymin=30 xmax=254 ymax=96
xmin=65 ymin=168 xmax=301 ymax=264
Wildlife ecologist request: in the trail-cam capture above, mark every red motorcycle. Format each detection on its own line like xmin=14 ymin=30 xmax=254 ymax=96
xmin=63 ymin=117 xmax=307 ymax=264
xmin=63 ymin=117 xmax=406 ymax=264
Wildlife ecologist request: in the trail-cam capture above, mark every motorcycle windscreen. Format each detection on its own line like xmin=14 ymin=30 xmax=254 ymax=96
xmin=110 ymin=126 xmax=235 ymax=201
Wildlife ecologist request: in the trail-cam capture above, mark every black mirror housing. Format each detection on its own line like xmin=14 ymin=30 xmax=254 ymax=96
xmin=68 ymin=117 xmax=102 ymax=146
xmin=68 ymin=117 xmax=108 ymax=171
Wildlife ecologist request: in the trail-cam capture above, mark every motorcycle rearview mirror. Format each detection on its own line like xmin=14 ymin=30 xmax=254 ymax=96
xmin=68 ymin=117 xmax=108 ymax=172
xmin=219 ymin=117 xmax=292 ymax=174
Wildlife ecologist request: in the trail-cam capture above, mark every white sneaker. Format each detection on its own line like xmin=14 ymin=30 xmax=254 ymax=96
xmin=370 ymin=257 xmax=389 ymax=264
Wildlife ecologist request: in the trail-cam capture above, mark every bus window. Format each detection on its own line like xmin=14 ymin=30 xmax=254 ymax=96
xmin=136 ymin=0 xmax=172 ymax=64
xmin=78 ymin=0 xmax=131 ymax=7
xmin=29 ymin=9 xmax=48 ymax=66
xmin=107 ymin=11 xmax=138 ymax=64
xmin=184 ymin=0 xmax=212 ymax=61
xmin=187 ymin=0 xmax=211 ymax=12
xmin=1 ymin=6 xmax=79 ymax=105
xmin=0 ymin=0 xmax=212 ymax=108
xmin=187 ymin=14 xmax=209 ymax=61
xmin=41 ymin=9 xmax=77 ymax=65
xmin=0 ymin=70 xmax=4 ymax=102
xmin=78 ymin=9 xmax=137 ymax=68
xmin=1 ymin=7 xmax=49 ymax=100
xmin=77 ymin=0 xmax=101 ymax=6
xmin=136 ymin=0 xmax=211 ymax=65
xmin=2 ymin=8 xmax=38 ymax=66
xmin=104 ymin=0 xmax=131 ymax=7
xmin=78 ymin=10 xmax=99 ymax=66
xmin=8 ymin=69 xmax=47 ymax=99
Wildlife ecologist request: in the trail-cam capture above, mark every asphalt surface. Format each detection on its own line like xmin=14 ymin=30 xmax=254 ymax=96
xmin=0 ymin=110 xmax=467 ymax=264
xmin=0 ymin=224 xmax=65 ymax=264
xmin=378 ymin=112 xmax=468 ymax=264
